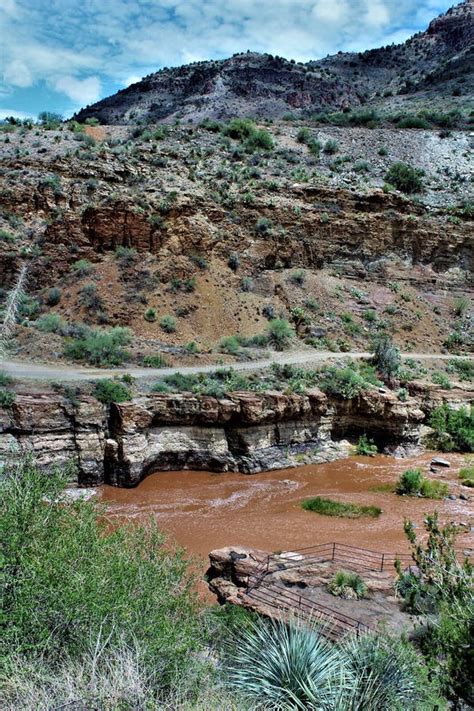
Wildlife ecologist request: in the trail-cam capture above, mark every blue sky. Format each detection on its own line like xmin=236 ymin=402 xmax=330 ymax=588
xmin=0 ymin=0 xmax=455 ymax=119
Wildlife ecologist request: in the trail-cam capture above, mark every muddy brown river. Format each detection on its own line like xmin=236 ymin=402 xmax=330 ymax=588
xmin=100 ymin=453 xmax=473 ymax=562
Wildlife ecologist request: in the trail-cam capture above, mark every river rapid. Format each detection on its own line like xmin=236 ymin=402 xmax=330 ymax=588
xmin=100 ymin=453 xmax=473 ymax=561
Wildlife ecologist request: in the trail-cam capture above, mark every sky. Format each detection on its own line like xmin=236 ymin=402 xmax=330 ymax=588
xmin=0 ymin=0 xmax=456 ymax=120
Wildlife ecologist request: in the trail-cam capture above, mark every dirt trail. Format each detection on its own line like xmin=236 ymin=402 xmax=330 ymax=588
xmin=1 ymin=351 xmax=469 ymax=381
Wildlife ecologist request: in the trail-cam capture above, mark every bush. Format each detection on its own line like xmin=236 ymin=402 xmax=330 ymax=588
xmin=0 ymin=456 xmax=206 ymax=702
xmin=185 ymin=340 xmax=199 ymax=354
xmin=78 ymin=283 xmax=104 ymax=313
xmin=328 ymin=570 xmax=367 ymax=599
xmin=319 ymin=366 xmax=373 ymax=399
xmin=372 ymin=335 xmax=400 ymax=380
xmin=356 ymin=435 xmax=378 ymax=456
xmin=222 ymin=118 xmax=273 ymax=151
xmin=289 ymin=269 xmax=306 ymax=286
xmin=266 ymin=319 xmax=293 ymax=350
xmin=448 ymin=358 xmax=474 ymax=382
xmin=459 ymin=461 xmax=474 ymax=487
xmin=159 ymin=314 xmax=176 ymax=333
xmin=395 ymin=468 xmax=449 ymax=499
xmin=45 ymin=287 xmax=61 ymax=306
xmin=301 ymin=496 xmax=381 ymax=518
xmin=219 ymin=336 xmax=240 ymax=355
xmin=432 ymin=371 xmax=451 ymax=389
xmin=0 ymin=387 xmax=15 ymax=407
xmin=385 ymin=162 xmax=424 ymax=193
xmin=93 ymin=379 xmax=132 ymax=404
xmin=71 ymin=259 xmax=94 ymax=277
xmin=323 ymin=139 xmax=339 ymax=154
xmin=64 ymin=327 xmax=132 ymax=366
xmin=429 ymin=404 xmax=474 ymax=452
xmin=228 ymin=253 xmax=240 ymax=271
xmin=34 ymin=314 xmax=65 ymax=334
xmin=144 ymin=307 xmax=157 ymax=322
xmin=142 ymin=354 xmax=169 ymax=368
xmin=115 ymin=246 xmax=137 ymax=267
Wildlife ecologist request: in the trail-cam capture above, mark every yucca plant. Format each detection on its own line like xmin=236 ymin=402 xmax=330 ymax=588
xmin=343 ymin=634 xmax=444 ymax=710
xmin=227 ymin=617 xmax=351 ymax=710
xmin=328 ymin=571 xmax=367 ymax=600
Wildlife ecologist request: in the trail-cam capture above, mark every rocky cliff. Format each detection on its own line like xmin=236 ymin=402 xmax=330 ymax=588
xmin=1 ymin=385 xmax=471 ymax=487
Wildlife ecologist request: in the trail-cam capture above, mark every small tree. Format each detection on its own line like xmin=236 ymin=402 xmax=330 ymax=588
xmin=372 ymin=335 xmax=400 ymax=381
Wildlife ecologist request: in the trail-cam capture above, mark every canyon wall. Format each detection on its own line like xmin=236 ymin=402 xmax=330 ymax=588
xmin=1 ymin=384 xmax=470 ymax=487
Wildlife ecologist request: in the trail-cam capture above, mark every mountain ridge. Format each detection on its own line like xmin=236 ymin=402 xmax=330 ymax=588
xmin=74 ymin=1 xmax=473 ymax=125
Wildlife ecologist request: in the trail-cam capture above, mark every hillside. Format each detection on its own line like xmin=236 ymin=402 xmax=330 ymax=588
xmin=74 ymin=1 xmax=474 ymax=125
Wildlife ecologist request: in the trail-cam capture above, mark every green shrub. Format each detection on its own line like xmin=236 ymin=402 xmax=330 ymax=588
xmin=93 ymin=379 xmax=132 ymax=404
xmin=319 ymin=366 xmax=368 ymax=399
xmin=142 ymin=354 xmax=169 ymax=368
xmin=301 ymin=496 xmax=381 ymax=518
xmin=328 ymin=570 xmax=367 ymax=599
xmin=35 ymin=313 xmax=66 ymax=334
xmin=356 ymin=435 xmax=378 ymax=456
xmin=323 ymin=139 xmax=339 ymax=154
xmin=266 ymin=318 xmax=293 ymax=350
xmin=0 ymin=456 xmax=205 ymax=699
xmin=0 ymin=387 xmax=15 ymax=407
xmin=289 ymin=269 xmax=306 ymax=286
xmin=372 ymin=335 xmax=400 ymax=379
xmin=18 ymin=296 xmax=40 ymax=321
xmin=448 ymin=358 xmax=473 ymax=382
xmin=395 ymin=468 xmax=448 ymax=498
xmin=219 ymin=335 xmax=240 ymax=355
xmin=45 ymin=287 xmax=61 ymax=306
xmin=432 ymin=371 xmax=451 ymax=389
xmin=64 ymin=327 xmax=132 ymax=366
xmin=459 ymin=461 xmax=474 ymax=487
xmin=240 ymin=276 xmax=254 ymax=292
xmin=228 ymin=253 xmax=240 ymax=271
xmin=71 ymin=259 xmax=94 ymax=277
xmin=159 ymin=314 xmax=176 ymax=333
xmin=115 ymin=246 xmax=137 ymax=267
xmin=185 ymin=340 xmax=199 ymax=354
xmin=429 ymin=405 xmax=474 ymax=452
xmin=144 ymin=307 xmax=157 ymax=322
xmin=385 ymin=162 xmax=424 ymax=193
xmin=0 ymin=371 xmax=13 ymax=387
xmin=78 ymin=283 xmax=104 ymax=313
xmin=222 ymin=118 xmax=273 ymax=151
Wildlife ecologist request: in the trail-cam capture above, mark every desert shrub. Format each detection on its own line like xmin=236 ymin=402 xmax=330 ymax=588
xmin=0 ymin=387 xmax=15 ymax=407
xmin=143 ymin=354 xmax=169 ymax=368
xmin=0 ymin=456 xmax=207 ymax=703
xmin=319 ymin=366 xmax=367 ymax=398
xmin=396 ymin=116 xmax=431 ymax=129
xmin=432 ymin=371 xmax=451 ymax=389
xmin=45 ymin=287 xmax=61 ymax=306
xmin=323 ymin=139 xmax=339 ymax=154
xmin=289 ymin=269 xmax=306 ymax=286
xmin=35 ymin=313 xmax=66 ymax=334
xmin=385 ymin=162 xmax=424 ymax=193
xmin=64 ymin=326 xmax=132 ymax=366
xmin=222 ymin=118 xmax=273 ymax=151
xmin=255 ymin=216 xmax=272 ymax=234
xmin=228 ymin=253 xmax=240 ymax=271
xmin=0 ymin=371 xmax=13 ymax=387
xmin=93 ymin=379 xmax=132 ymax=404
xmin=159 ymin=314 xmax=177 ymax=333
xmin=448 ymin=358 xmax=473 ymax=382
xmin=429 ymin=404 xmax=474 ymax=452
xmin=71 ymin=259 xmax=94 ymax=277
xmin=356 ymin=435 xmax=378 ymax=456
xmin=328 ymin=570 xmax=367 ymax=599
xmin=396 ymin=513 xmax=472 ymax=704
xmin=17 ymin=296 xmax=40 ymax=321
xmin=240 ymin=276 xmax=254 ymax=292
xmin=301 ymin=496 xmax=381 ymax=518
xmin=219 ymin=336 xmax=240 ymax=355
xmin=78 ymin=283 xmax=104 ymax=313
xmin=452 ymin=296 xmax=469 ymax=317
xmin=185 ymin=340 xmax=199 ymax=354
xmin=144 ymin=307 xmax=157 ymax=322
xmin=266 ymin=318 xmax=293 ymax=350
xmin=372 ymin=334 xmax=400 ymax=380
xmin=115 ymin=246 xmax=137 ymax=267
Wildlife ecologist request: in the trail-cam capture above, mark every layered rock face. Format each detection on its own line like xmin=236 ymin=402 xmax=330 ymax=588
xmin=0 ymin=385 xmax=462 ymax=487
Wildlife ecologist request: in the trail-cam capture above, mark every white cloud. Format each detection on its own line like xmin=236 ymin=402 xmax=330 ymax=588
xmin=0 ymin=107 xmax=33 ymax=120
xmin=54 ymin=75 xmax=101 ymax=104
xmin=312 ymin=0 xmax=348 ymax=24
xmin=3 ymin=59 xmax=33 ymax=87
xmin=0 ymin=0 xmax=455 ymax=110
xmin=122 ymin=74 xmax=142 ymax=88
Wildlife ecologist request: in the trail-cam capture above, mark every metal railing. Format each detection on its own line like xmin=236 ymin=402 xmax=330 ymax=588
xmin=247 ymin=541 xmax=412 ymax=592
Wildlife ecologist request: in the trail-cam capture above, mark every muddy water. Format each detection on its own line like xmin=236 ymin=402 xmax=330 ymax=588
xmin=100 ymin=453 xmax=473 ymax=560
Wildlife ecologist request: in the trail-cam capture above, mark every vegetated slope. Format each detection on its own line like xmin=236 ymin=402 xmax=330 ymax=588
xmin=0 ymin=116 xmax=472 ymax=368
xmin=74 ymin=1 xmax=473 ymax=125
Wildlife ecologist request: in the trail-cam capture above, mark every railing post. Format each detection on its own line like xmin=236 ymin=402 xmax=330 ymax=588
xmin=332 ymin=542 xmax=336 ymax=561
xmin=380 ymin=553 xmax=385 ymax=572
